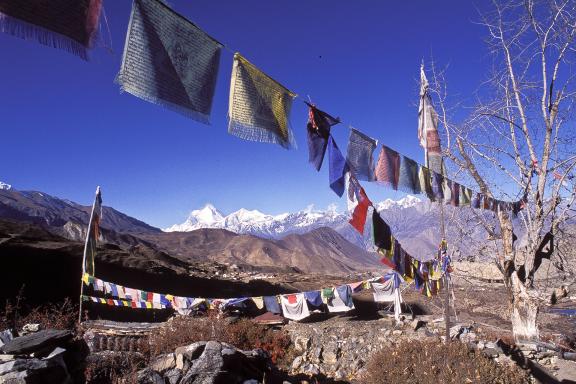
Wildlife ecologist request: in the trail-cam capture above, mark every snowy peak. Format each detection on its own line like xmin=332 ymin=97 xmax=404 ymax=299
xmin=192 ymin=204 xmax=224 ymax=225
xmin=164 ymin=196 xmax=425 ymax=237
xmin=376 ymin=195 xmax=421 ymax=211
xmin=0 ymin=181 xmax=12 ymax=191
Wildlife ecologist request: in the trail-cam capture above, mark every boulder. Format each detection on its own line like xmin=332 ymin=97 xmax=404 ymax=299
xmin=0 ymin=329 xmax=15 ymax=349
xmin=145 ymin=341 xmax=269 ymax=384
xmin=0 ymin=330 xmax=72 ymax=355
xmin=0 ymin=357 xmax=70 ymax=384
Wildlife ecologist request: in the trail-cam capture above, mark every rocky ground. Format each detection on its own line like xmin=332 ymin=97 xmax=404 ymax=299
xmin=1 ymin=264 xmax=575 ymax=383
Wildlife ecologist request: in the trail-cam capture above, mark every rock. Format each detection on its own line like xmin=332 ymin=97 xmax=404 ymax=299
xmin=21 ymin=323 xmax=41 ymax=335
xmin=164 ymin=368 xmax=183 ymax=384
xmin=294 ymin=336 xmax=310 ymax=353
xmin=392 ymin=330 xmax=402 ymax=336
xmin=483 ymin=348 xmax=500 ymax=358
xmin=175 ymin=341 xmax=207 ymax=370
xmin=0 ymin=357 xmax=70 ymax=384
xmin=411 ymin=319 xmax=425 ymax=331
xmin=0 ymin=329 xmax=72 ymax=355
xmin=0 ymin=355 xmax=15 ymax=363
xmin=137 ymin=367 xmax=165 ymax=384
xmin=291 ymin=356 xmax=303 ymax=370
xmin=150 ymin=353 xmax=176 ymax=372
xmin=0 ymin=330 xmax=14 ymax=349
xmin=172 ymin=341 xmax=267 ymax=384
xmin=459 ymin=332 xmax=477 ymax=343
xmin=309 ymin=346 xmax=322 ymax=364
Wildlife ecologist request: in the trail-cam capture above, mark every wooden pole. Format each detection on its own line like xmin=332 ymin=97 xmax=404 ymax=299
xmin=79 ymin=186 xmax=100 ymax=324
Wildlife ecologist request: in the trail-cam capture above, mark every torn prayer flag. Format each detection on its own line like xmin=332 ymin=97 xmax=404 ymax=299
xmin=306 ymin=103 xmax=340 ymax=171
xmin=348 ymin=176 xmax=372 ymax=234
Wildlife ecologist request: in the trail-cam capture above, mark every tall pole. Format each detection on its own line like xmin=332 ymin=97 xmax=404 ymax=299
xmin=79 ymin=186 xmax=100 ymax=323
xmin=421 ymin=63 xmax=451 ymax=342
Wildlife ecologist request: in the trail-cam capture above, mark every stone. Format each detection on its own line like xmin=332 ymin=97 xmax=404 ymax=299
xmin=137 ymin=367 xmax=165 ymax=384
xmin=150 ymin=353 xmax=176 ymax=372
xmin=0 ymin=329 xmax=72 ymax=355
xmin=459 ymin=332 xmax=477 ymax=343
xmin=291 ymin=356 xmax=303 ymax=370
xmin=175 ymin=341 xmax=207 ymax=370
xmin=0 ymin=357 xmax=69 ymax=384
xmin=411 ymin=319 xmax=425 ymax=331
xmin=483 ymin=348 xmax=500 ymax=358
xmin=322 ymin=351 xmax=338 ymax=365
xmin=0 ymin=330 xmax=14 ymax=349
xmin=164 ymin=368 xmax=183 ymax=384
xmin=309 ymin=346 xmax=322 ymax=364
xmin=0 ymin=355 xmax=15 ymax=363
xmin=392 ymin=330 xmax=403 ymax=336
xmin=177 ymin=341 xmax=267 ymax=384
xmin=21 ymin=323 xmax=41 ymax=335
xmin=294 ymin=336 xmax=310 ymax=353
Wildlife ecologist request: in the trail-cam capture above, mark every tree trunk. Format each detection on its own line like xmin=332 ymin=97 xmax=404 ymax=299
xmin=510 ymin=271 xmax=539 ymax=342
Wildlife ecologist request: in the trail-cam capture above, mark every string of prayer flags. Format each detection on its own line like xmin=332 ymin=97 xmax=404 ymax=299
xmin=117 ymin=0 xmax=222 ymax=123
xmin=82 ymin=295 xmax=167 ymax=309
xmin=306 ymin=103 xmax=340 ymax=171
xmin=228 ymin=53 xmax=297 ymax=149
xmin=346 ymin=128 xmax=378 ymax=181
xmin=375 ymin=145 xmax=401 ymax=190
xmin=82 ymin=187 xmax=102 ymax=276
xmin=0 ymin=0 xmax=103 ymax=60
xmin=327 ymin=136 xmax=349 ymax=197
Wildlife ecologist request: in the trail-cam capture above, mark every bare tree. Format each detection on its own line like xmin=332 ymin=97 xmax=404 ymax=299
xmin=430 ymin=0 xmax=576 ymax=341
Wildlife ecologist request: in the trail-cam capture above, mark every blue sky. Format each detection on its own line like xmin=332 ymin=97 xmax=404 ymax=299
xmin=0 ymin=0 xmax=488 ymax=228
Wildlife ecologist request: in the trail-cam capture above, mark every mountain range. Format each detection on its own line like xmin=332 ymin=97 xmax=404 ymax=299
xmin=163 ymin=196 xmax=451 ymax=259
xmin=0 ymin=184 xmax=384 ymax=274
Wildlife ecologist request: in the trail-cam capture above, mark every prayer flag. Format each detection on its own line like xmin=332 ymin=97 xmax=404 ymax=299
xmin=398 ymin=155 xmax=421 ymax=194
xmin=372 ymin=210 xmax=392 ymax=252
xmin=0 ymin=0 xmax=102 ymax=60
xmin=346 ymin=128 xmax=377 ymax=181
xmin=228 ymin=53 xmax=297 ymax=149
xmin=82 ymin=186 xmax=102 ymax=276
xmin=418 ymin=166 xmax=434 ymax=200
xmin=117 ymin=0 xmax=222 ymax=123
xmin=328 ymin=136 xmax=348 ymax=197
xmin=375 ymin=145 xmax=400 ymax=189
xmin=348 ymin=175 xmax=372 ymax=234
xmin=418 ymin=64 xmax=444 ymax=175
xmin=450 ymin=181 xmax=460 ymax=206
xmin=306 ymin=103 xmax=340 ymax=171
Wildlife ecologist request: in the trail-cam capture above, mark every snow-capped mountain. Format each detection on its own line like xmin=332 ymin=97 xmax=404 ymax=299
xmin=164 ymin=194 xmax=504 ymax=261
xmin=164 ymin=196 xmax=450 ymax=257
xmin=0 ymin=181 xmax=12 ymax=190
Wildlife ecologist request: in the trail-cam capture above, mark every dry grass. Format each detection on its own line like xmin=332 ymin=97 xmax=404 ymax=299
xmin=363 ymin=340 xmax=530 ymax=384
xmin=147 ymin=311 xmax=292 ymax=364
xmin=0 ymin=291 xmax=78 ymax=332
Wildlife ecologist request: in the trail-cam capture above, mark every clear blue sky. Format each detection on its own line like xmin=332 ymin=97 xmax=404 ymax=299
xmin=0 ymin=0 xmax=488 ymax=228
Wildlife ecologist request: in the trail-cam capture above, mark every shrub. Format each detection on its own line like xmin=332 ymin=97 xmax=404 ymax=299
xmin=147 ymin=312 xmax=291 ymax=364
xmin=0 ymin=294 xmax=78 ymax=332
xmin=363 ymin=340 xmax=529 ymax=384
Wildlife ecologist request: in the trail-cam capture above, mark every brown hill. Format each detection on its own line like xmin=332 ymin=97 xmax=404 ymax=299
xmin=142 ymin=227 xmax=381 ymax=275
